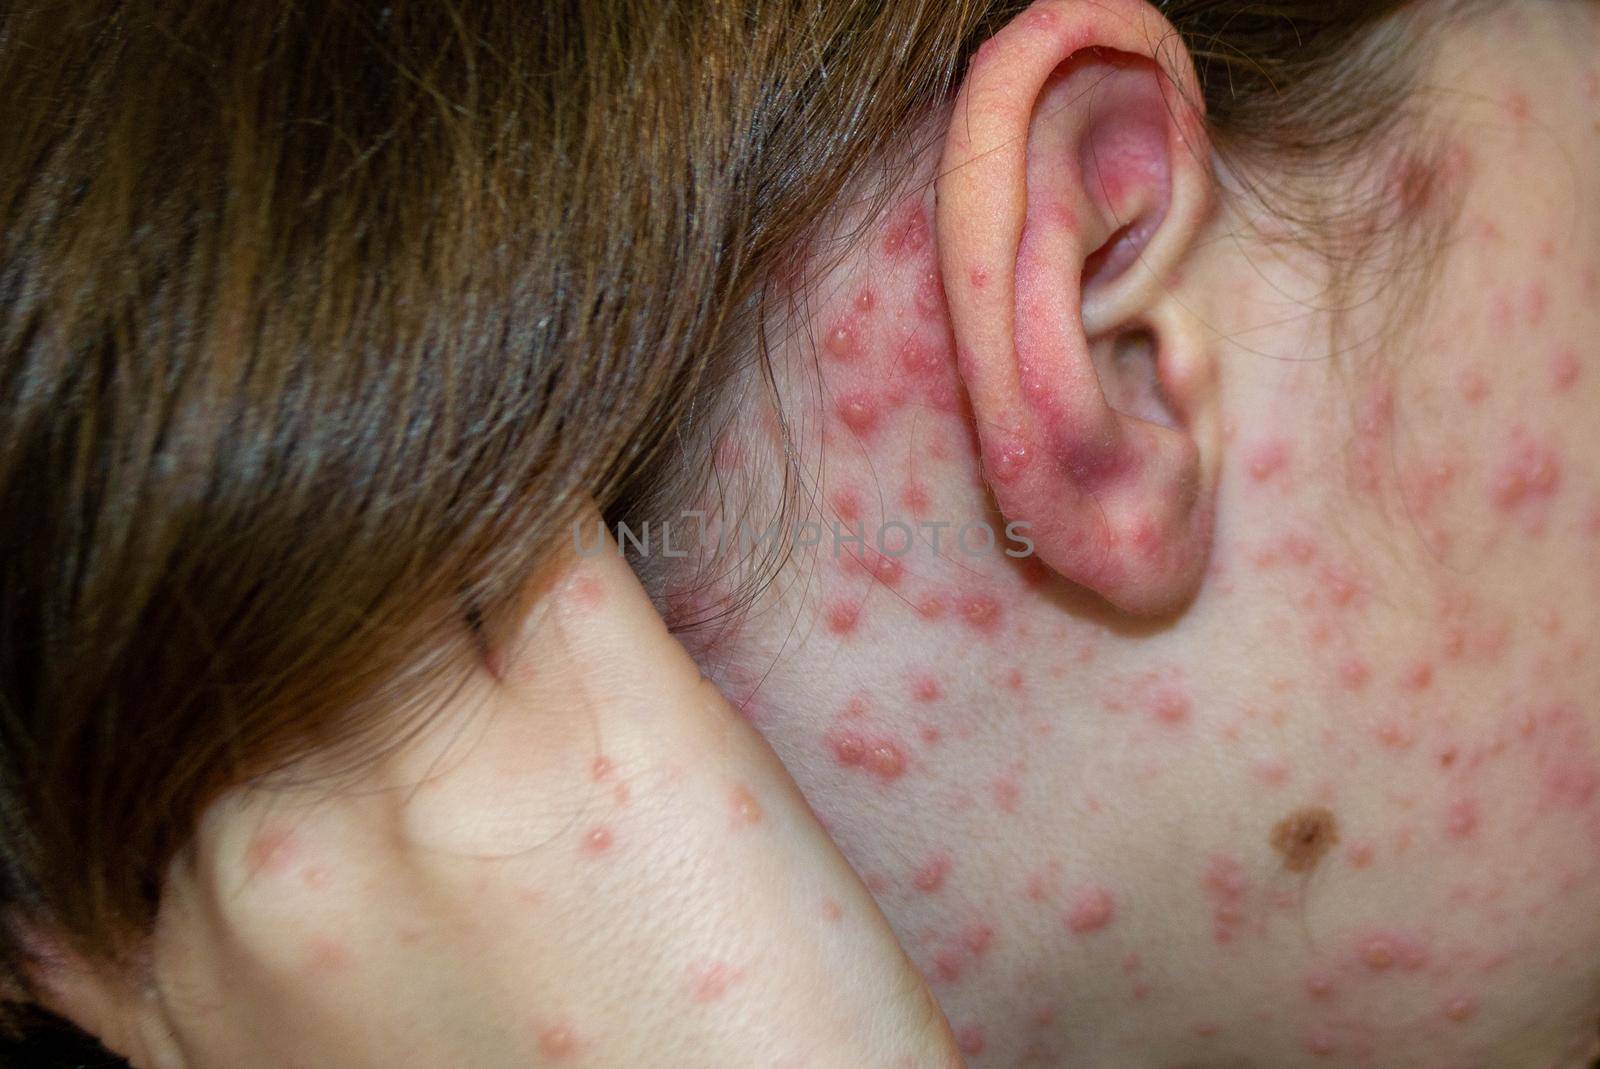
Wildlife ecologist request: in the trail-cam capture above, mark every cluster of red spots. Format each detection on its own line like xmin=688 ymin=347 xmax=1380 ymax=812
xmin=932 ymin=923 xmax=997 ymax=985
xmin=582 ymin=826 xmax=615 ymax=854
xmin=1348 ymin=382 xmax=1396 ymax=497
xmin=688 ymin=960 xmax=744 ymax=1003
xmin=881 ymin=199 xmax=931 ymax=260
xmin=1551 ymin=348 xmax=1582 ymax=393
xmin=1355 ymin=930 xmax=1430 ymax=973
xmin=537 ymin=1025 xmax=580 ymax=1060
xmin=1521 ymin=701 xmax=1600 ymax=813
xmin=1443 ymin=796 xmax=1481 ymax=841
xmin=729 ymin=784 xmax=763 ymax=827
xmin=1065 ymin=885 xmax=1118 ymax=934
xmin=1202 ymin=854 xmax=1250 ymax=946
xmin=1246 ymin=438 xmax=1291 ymax=484
xmin=912 ymin=851 xmax=955 ymax=894
xmin=825 ymin=728 xmax=909 ymax=783
xmin=914 ymin=268 xmax=947 ymax=320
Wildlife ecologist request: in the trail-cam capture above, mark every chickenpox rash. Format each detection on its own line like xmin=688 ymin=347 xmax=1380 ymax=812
xmin=1065 ymin=886 xmax=1118 ymax=934
xmin=835 ymin=391 xmax=883 ymax=438
xmin=955 ymin=1024 xmax=988 ymax=1057
xmin=1202 ymin=855 xmax=1249 ymax=945
xmin=1149 ymin=684 xmax=1191 ymax=726
xmin=1443 ymin=995 xmax=1479 ymax=1023
xmin=689 ymin=960 xmax=744 ymax=1003
xmin=1443 ymin=796 xmax=1480 ymax=841
xmin=912 ymin=851 xmax=954 ymax=894
xmin=823 ymin=318 xmax=863 ymax=362
xmin=826 ymin=729 xmax=909 ymax=783
xmin=990 ymin=439 xmax=1033 ymax=484
xmin=1551 ymin=348 xmax=1582 ymax=393
xmin=1356 ymin=931 xmax=1430 ymax=973
xmin=910 ymin=674 xmax=943 ymax=703
xmin=958 ymin=592 xmax=1004 ymax=634
xmin=729 ymin=784 xmax=763 ymax=827
xmin=1490 ymin=429 xmax=1563 ymax=514
xmin=537 ymin=1025 xmax=580 ymax=1060
xmin=1270 ymin=806 xmax=1340 ymax=873
xmin=246 ymin=826 xmax=298 ymax=878
xmin=824 ymin=600 xmax=861 ymax=636
xmin=1246 ymin=438 xmax=1291 ymax=483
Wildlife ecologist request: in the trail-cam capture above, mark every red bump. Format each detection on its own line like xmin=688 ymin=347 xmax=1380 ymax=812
xmin=990 ymin=439 xmax=1033 ymax=484
xmin=582 ymin=826 xmax=614 ymax=854
xmin=836 ymin=392 xmax=882 ymax=438
xmin=1336 ymin=657 xmax=1371 ymax=692
xmin=1246 ymin=438 xmax=1290 ymax=483
xmin=826 ymin=730 xmax=908 ymax=783
xmin=1444 ymin=797 xmax=1480 ymax=840
xmin=1491 ymin=431 xmax=1562 ymax=512
xmin=912 ymin=852 xmax=954 ymax=894
xmin=538 ymin=1025 xmax=580 ymax=1060
xmin=956 ymin=1024 xmax=987 ymax=1057
xmin=1065 ymin=886 xmax=1117 ymax=934
xmin=910 ymin=674 xmax=943 ymax=703
xmin=246 ymin=827 xmax=298 ymax=878
xmin=958 ymin=593 xmax=1003 ymax=634
xmin=825 ymin=601 xmax=861 ymax=636
xmin=823 ymin=319 xmax=863 ymax=362
xmin=1150 ymin=685 xmax=1191 ymax=725
xmin=689 ymin=960 xmax=743 ymax=1003
xmin=729 ymin=784 xmax=763 ymax=827
xmin=1443 ymin=995 xmax=1479 ymax=1023
xmin=969 ymin=265 xmax=991 ymax=289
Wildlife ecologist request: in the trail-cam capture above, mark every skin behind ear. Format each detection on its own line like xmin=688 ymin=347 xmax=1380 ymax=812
xmin=936 ymin=0 xmax=1220 ymax=617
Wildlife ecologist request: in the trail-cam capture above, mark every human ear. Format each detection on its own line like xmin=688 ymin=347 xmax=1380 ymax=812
xmin=936 ymin=0 xmax=1219 ymax=616
xmin=13 ymin=927 xmax=185 ymax=1069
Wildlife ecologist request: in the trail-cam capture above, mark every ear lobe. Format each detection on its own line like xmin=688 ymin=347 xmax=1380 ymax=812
xmin=936 ymin=0 xmax=1216 ymax=616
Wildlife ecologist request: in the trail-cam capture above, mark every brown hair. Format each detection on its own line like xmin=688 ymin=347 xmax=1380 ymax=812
xmin=0 ymin=0 xmax=1460 ymax=1057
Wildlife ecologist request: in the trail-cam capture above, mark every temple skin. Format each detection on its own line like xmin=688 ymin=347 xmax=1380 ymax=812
xmin=671 ymin=2 xmax=1600 ymax=1066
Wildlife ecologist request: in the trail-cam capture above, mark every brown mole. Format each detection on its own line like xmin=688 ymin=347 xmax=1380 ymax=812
xmin=1270 ymin=806 xmax=1340 ymax=873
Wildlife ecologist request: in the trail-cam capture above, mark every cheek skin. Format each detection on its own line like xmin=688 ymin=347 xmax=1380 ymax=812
xmin=668 ymin=17 xmax=1600 ymax=1067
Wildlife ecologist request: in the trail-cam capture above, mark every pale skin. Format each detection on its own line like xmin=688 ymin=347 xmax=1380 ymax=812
xmin=33 ymin=0 xmax=1600 ymax=1066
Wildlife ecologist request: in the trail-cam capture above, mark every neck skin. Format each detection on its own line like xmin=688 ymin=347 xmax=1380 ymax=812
xmin=665 ymin=6 xmax=1600 ymax=1066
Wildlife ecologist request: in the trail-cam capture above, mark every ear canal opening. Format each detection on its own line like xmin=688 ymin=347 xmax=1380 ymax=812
xmin=1094 ymin=327 xmax=1181 ymax=431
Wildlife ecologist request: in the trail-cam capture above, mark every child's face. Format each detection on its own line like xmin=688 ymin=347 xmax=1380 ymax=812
xmin=690 ymin=4 xmax=1600 ymax=1064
